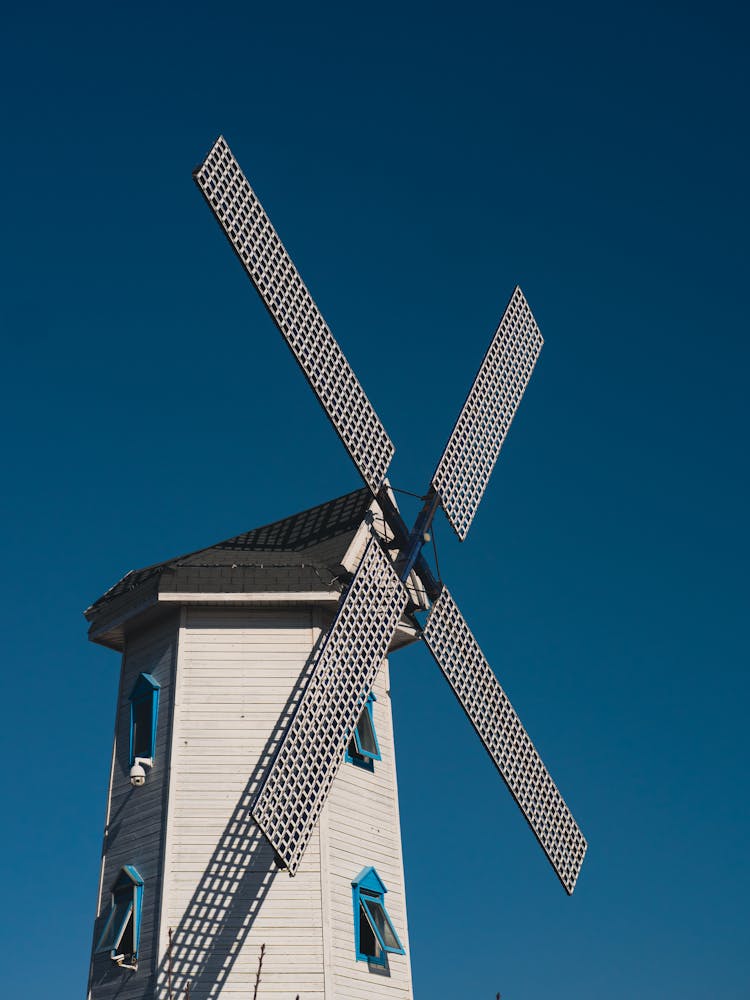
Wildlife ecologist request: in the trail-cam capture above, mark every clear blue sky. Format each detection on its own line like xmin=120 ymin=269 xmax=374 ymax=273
xmin=1 ymin=1 xmax=748 ymax=997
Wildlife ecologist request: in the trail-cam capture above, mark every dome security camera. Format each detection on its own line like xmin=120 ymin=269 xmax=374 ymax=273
xmin=130 ymin=762 xmax=147 ymax=787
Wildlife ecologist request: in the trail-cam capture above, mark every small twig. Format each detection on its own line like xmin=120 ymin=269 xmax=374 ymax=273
xmin=252 ymin=943 xmax=266 ymax=1000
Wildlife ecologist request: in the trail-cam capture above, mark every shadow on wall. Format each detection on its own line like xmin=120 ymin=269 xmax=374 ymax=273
xmin=155 ymin=636 xmax=324 ymax=1000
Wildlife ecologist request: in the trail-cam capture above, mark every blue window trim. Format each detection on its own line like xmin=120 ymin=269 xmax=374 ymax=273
xmin=352 ymin=865 xmax=405 ymax=965
xmin=96 ymin=865 xmax=144 ymax=965
xmin=128 ymin=673 xmax=160 ymax=766
xmin=345 ymin=694 xmax=381 ymax=771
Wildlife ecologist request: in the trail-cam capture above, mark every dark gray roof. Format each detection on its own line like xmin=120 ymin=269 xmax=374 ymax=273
xmin=87 ymin=487 xmax=373 ymax=617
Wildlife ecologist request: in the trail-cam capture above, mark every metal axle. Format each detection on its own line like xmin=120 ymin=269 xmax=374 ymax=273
xmin=376 ymin=485 xmax=442 ymax=600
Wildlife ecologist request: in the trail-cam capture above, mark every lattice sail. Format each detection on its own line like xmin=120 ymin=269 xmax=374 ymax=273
xmin=422 ymin=586 xmax=587 ymax=893
xmin=432 ymin=286 xmax=543 ymax=540
xmin=252 ymin=536 xmax=408 ymax=874
xmin=194 ymin=136 xmax=394 ymax=496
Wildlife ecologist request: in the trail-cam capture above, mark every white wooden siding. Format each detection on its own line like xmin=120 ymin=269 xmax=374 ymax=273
xmin=88 ymin=613 xmax=179 ymax=1000
xmin=321 ymin=659 xmax=413 ymax=1000
xmin=158 ymin=607 xmax=327 ymax=999
xmin=90 ymin=602 xmax=414 ymax=999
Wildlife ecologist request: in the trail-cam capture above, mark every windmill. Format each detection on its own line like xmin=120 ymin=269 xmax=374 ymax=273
xmin=193 ymin=136 xmax=587 ymax=894
xmin=85 ymin=136 xmax=586 ymax=1000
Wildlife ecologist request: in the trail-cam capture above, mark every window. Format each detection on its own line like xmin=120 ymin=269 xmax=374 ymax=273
xmin=352 ymin=866 xmax=405 ymax=965
xmin=129 ymin=673 xmax=160 ymax=765
xmin=96 ymin=866 xmax=144 ymax=969
xmin=345 ymin=694 xmax=381 ymax=771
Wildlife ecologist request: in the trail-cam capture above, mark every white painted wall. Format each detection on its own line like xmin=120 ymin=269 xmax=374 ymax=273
xmin=88 ymin=613 xmax=179 ymax=1000
xmin=90 ymin=602 xmax=413 ymax=999
xmin=159 ymin=606 xmax=324 ymax=999
xmin=321 ymin=658 xmax=413 ymax=1000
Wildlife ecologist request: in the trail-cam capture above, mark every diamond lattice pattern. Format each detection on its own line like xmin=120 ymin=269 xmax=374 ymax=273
xmin=423 ymin=586 xmax=587 ymax=893
xmin=432 ymin=286 xmax=543 ymax=540
xmin=195 ymin=136 xmax=394 ymax=495
xmin=252 ymin=536 xmax=407 ymax=873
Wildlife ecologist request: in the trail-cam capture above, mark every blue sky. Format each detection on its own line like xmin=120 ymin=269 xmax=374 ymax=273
xmin=1 ymin=1 xmax=748 ymax=997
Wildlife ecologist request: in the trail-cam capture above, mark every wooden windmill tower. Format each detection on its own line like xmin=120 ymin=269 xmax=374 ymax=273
xmin=86 ymin=137 xmax=586 ymax=1000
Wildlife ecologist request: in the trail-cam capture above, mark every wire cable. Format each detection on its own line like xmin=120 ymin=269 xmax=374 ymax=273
xmin=390 ymin=485 xmax=427 ymax=500
xmin=431 ymin=520 xmax=442 ymax=584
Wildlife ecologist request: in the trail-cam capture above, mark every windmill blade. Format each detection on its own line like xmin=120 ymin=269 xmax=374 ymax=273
xmin=252 ymin=535 xmax=407 ymax=874
xmin=422 ymin=586 xmax=586 ymax=894
xmin=194 ymin=136 xmax=395 ymax=496
xmin=431 ymin=286 xmax=543 ymax=541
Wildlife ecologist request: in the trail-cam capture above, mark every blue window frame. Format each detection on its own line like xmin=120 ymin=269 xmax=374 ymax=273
xmin=129 ymin=673 xmax=160 ymax=766
xmin=345 ymin=694 xmax=381 ymax=771
xmin=96 ymin=866 xmax=144 ymax=969
xmin=352 ymin=866 xmax=405 ymax=965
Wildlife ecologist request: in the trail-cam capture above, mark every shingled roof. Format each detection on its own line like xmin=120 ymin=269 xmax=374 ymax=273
xmin=85 ymin=488 xmax=378 ymax=649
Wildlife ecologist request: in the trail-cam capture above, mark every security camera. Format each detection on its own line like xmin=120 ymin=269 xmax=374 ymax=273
xmin=129 ymin=757 xmax=153 ymax=788
xmin=130 ymin=762 xmax=146 ymax=787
